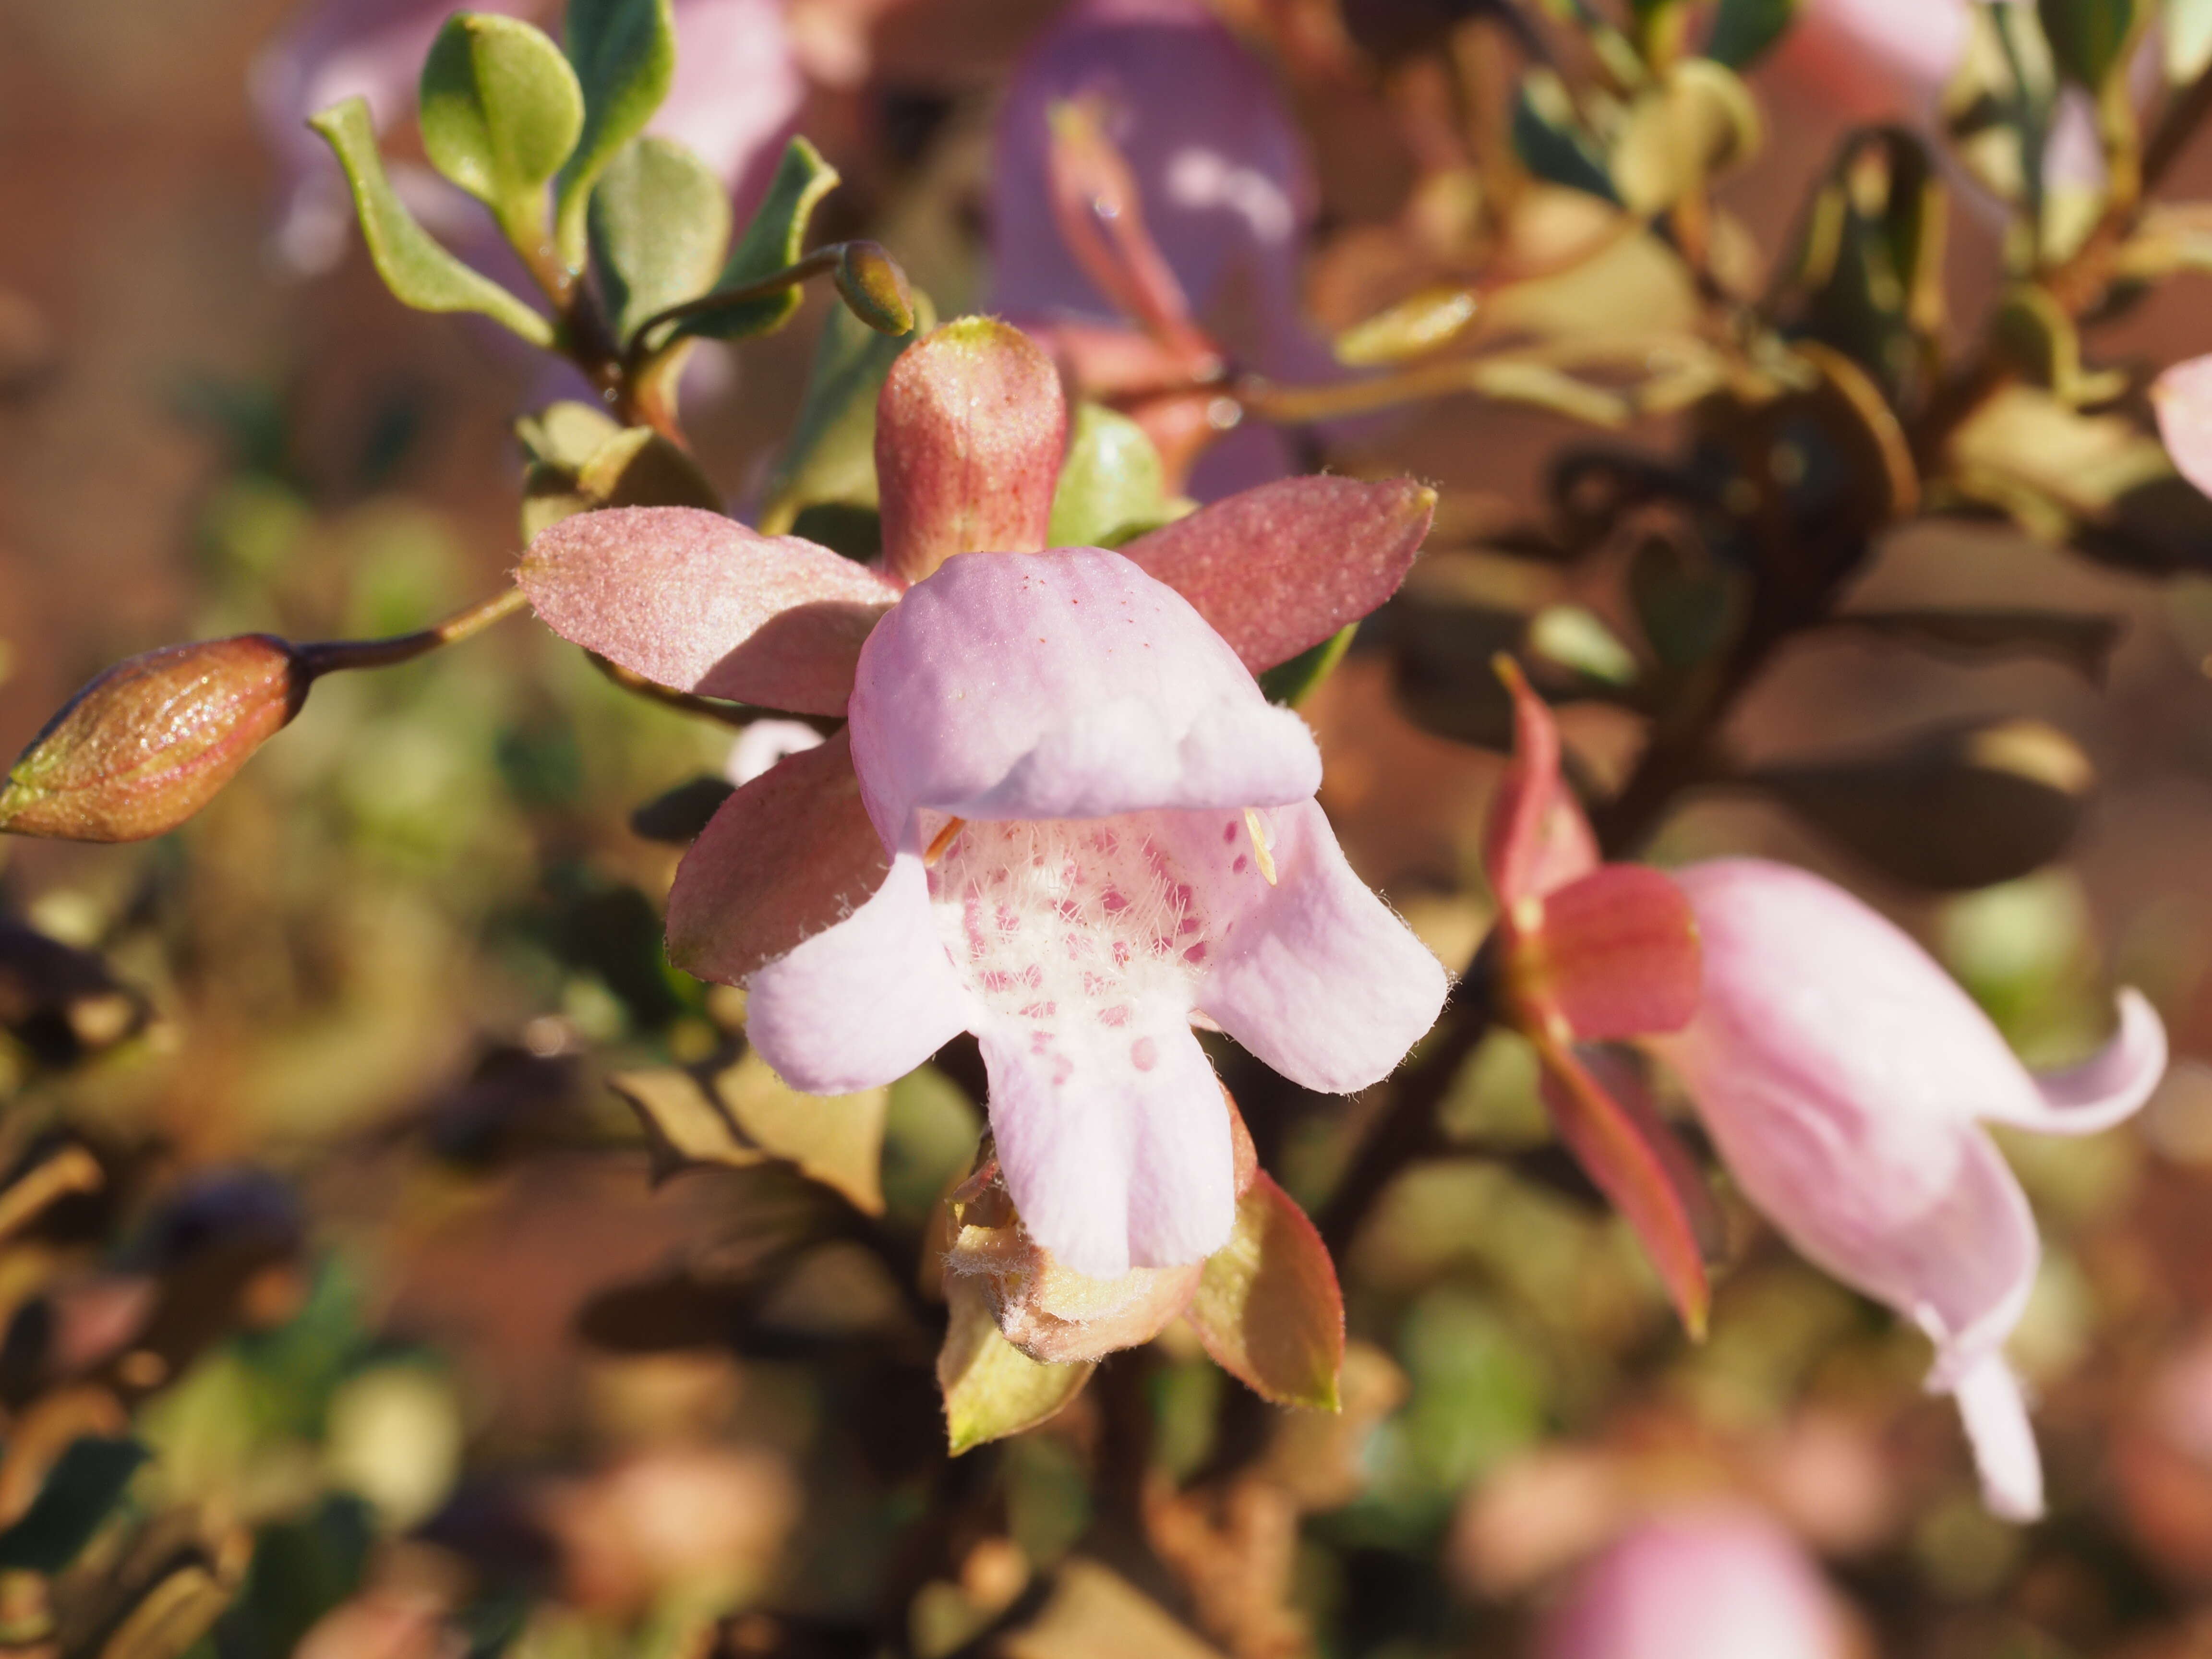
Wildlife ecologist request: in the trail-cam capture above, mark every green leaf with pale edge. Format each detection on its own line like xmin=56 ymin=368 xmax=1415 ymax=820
xmin=938 ymin=1276 xmax=1095 ymax=1453
xmin=556 ymin=0 xmax=677 ymax=271
xmin=672 ymin=138 xmax=841 ymax=343
xmin=516 ymin=400 xmax=622 ymax=469
xmin=1707 ymin=0 xmax=1801 ymax=68
xmin=308 ymin=98 xmax=554 ymax=346
xmin=592 ymin=136 xmax=733 ymax=344
xmin=1512 ymin=75 xmax=1618 ymax=203
xmin=0 ymin=1437 xmax=148 ymax=1572
xmin=1259 ymin=623 xmax=1356 ymax=707
xmin=419 ymin=13 xmax=582 ymax=251
xmin=758 ymin=287 xmax=937 ymax=534
xmin=1049 ymin=403 xmax=1170 ymax=548
xmin=611 ymin=1053 xmax=888 ymax=1214
xmin=1188 ymin=1172 xmax=1344 ymax=1409
xmin=575 ymin=425 xmax=725 ymax=510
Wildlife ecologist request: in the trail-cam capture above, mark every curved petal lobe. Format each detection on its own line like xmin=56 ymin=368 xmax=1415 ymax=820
xmin=980 ymin=1007 xmax=1234 ymax=1279
xmin=1184 ymin=800 xmax=1447 ymax=1093
xmin=1985 ymin=986 xmax=2168 ymax=1136
xmin=745 ymin=853 xmax=975 ymax=1094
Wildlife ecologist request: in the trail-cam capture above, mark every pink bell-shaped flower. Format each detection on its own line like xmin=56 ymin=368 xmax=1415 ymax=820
xmin=519 ymin=316 xmax=1446 ymax=1279
xmin=1656 ymin=858 xmax=2166 ymax=1520
xmin=1534 ymin=1509 xmax=1854 ymax=1659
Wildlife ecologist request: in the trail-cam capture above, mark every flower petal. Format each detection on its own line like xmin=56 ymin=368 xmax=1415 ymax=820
xmin=1118 ymin=478 xmax=1436 ymax=673
xmin=1949 ymin=1351 xmax=2045 ymax=1522
xmin=1982 ymin=986 xmax=2168 ymax=1136
xmin=979 ymin=1007 xmax=1234 ymax=1279
xmin=848 ymin=549 xmax=1321 ymax=845
xmin=2155 ymin=355 xmax=2212 ymax=502
xmin=519 ymin=506 xmax=900 ymax=715
xmin=668 ymin=728 xmax=889 ymax=986
xmin=1179 ymin=800 xmax=1448 ymax=1093
xmin=745 ymin=852 xmax=976 ymax=1094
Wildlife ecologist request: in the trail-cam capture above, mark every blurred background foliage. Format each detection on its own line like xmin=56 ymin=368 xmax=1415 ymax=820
xmin=10 ymin=0 xmax=2212 ymax=1655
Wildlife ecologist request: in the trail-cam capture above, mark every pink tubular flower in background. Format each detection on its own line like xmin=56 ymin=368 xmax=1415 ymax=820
xmin=2153 ymin=355 xmax=2212 ymax=500
xmin=253 ymin=0 xmax=803 ymax=276
xmin=1656 ymin=859 xmax=2165 ymax=1520
xmin=519 ymin=316 xmax=1446 ymax=1279
xmin=1492 ymin=673 xmax=2166 ymax=1517
xmin=1534 ymin=1508 xmax=1853 ymax=1659
xmin=990 ymin=0 xmax=1336 ymax=498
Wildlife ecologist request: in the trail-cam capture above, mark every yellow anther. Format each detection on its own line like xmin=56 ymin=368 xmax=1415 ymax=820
xmin=925 ymin=817 xmax=968 ymax=866
xmin=1244 ymin=808 xmax=1278 ymax=887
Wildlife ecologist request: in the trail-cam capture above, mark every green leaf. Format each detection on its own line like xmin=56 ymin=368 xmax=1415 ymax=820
xmin=672 ymin=138 xmax=842 ymax=344
xmin=2168 ymin=0 xmax=2212 ymax=81
xmin=938 ymin=1276 xmax=1094 ymax=1454
xmin=575 ymin=425 xmax=724 ymax=510
xmin=1512 ymin=73 xmax=1619 ymax=203
xmin=2039 ymin=0 xmax=2144 ymax=86
xmin=758 ymin=287 xmax=938 ymax=535
xmin=1258 ymin=624 xmax=1357 ymax=707
xmin=419 ymin=13 xmax=583 ymax=253
xmin=0 ymin=1436 xmax=149 ymax=1572
xmin=590 ymin=135 xmax=733 ymax=344
xmin=1706 ymin=0 xmax=1801 ymax=68
xmin=611 ymin=1051 xmax=890 ymax=1214
xmin=516 ymin=399 xmax=623 ymax=468
xmin=1529 ymin=603 xmax=1640 ymax=685
xmin=1189 ymin=1174 xmax=1344 ymax=1410
xmin=1048 ymin=403 xmax=1170 ymax=548
xmin=555 ymin=0 xmax=678 ymax=272
xmin=308 ymin=98 xmax=555 ymax=347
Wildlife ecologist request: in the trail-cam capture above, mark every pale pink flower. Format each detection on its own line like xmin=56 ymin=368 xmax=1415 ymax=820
xmin=253 ymin=0 xmax=802 ymax=276
xmin=1656 ymin=858 xmax=2167 ymax=1520
xmin=1534 ymin=1508 xmax=1853 ymax=1659
xmin=2154 ymin=355 xmax=2212 ymax=500
xmin=519 ymin=317 xmax=1445 ymax=1278
xmin=989 ymin=0 xmax=1334 ymax=498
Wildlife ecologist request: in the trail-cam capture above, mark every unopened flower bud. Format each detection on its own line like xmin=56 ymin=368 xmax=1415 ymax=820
xmin=0 ymin=635 xmax=304 ymax=842
xmin=832 ymin=240 xmax=915 ymax=337
xmin=876 ymin=317 xmax=1067 ymax=586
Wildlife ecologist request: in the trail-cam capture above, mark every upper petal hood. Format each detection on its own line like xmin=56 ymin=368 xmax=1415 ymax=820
xmin=847 ymin=549 xmax=1321 ymax=847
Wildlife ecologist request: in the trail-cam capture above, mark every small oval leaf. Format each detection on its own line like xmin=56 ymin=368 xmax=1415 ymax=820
xmin=939 ymin=1275 xmax=1095 ymax=1454
xmin=1188 ymin=1172 xmax=1345 ymax=1410
xmin=420 ymin=12 xmax=584 ymax=250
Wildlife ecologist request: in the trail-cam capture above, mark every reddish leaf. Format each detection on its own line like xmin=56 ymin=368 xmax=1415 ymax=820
xmin=664 ymin=728 xmax=891 ymax=984
xmin=1189 ymin=1171 xmax=1346 ymax=1409
xmin=1536 ymin=1038 xmax=1718 ymax=1335
xmin=1481 ymin=659 xmax=1598 ymax=908
xmin=1511 ymin=864 xmax=1701 ymax=1040
xmin=1119 ymin=476 xmax=1436 ymax=674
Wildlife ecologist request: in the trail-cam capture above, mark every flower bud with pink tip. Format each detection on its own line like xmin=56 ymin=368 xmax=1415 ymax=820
xmin=1535 ymin=1509 xmax=1855 ymax=1659
xmin=875 ymin=317 xmax=1067 ymax=586
xmin=519 ymin=314 xmax=1446 ymax=1281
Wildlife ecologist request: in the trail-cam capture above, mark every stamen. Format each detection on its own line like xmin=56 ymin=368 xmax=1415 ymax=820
xmin=925 ymin=817 xmax=969 ymax=866
xmin=1244 ymin=808 xmax=1277 ymax=886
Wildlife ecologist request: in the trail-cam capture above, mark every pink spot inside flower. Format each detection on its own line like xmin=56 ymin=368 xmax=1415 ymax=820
xmin=1131 ymin=1037 xmax=1159 ymax=1071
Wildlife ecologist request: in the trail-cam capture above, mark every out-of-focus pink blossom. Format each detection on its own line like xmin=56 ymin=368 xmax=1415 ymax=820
xmin=990 ymin=0 xmax=1334 ymax=497
xmin=252 ymin=0 xmax=802 ymax=276
xmin=1534 ymin=1508 xmax=1854 ymax=1659
xmin=1657 ymin=859 xmax=2167 ymax=1520
xmin=519 ymin=317 xmax=1445 ymax=1279
xmin=2154 ymin=355 xmax=2212 ymax=500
